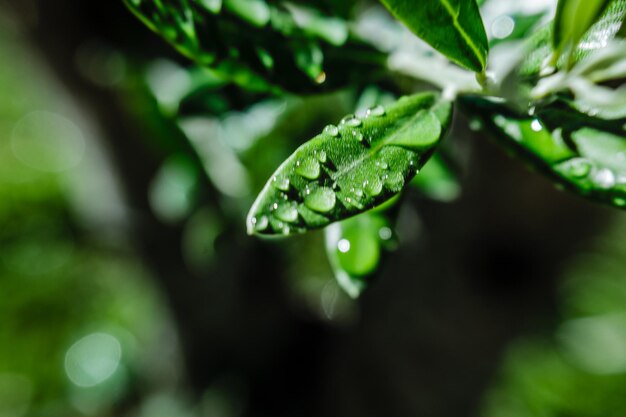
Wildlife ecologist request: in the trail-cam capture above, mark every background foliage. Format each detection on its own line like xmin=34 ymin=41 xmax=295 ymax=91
xmin=1 ymin=0 xmax=626 ymax=416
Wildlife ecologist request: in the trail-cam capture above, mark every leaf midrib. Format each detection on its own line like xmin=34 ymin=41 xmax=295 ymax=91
xmin=438 ymin=0 xmax=485 ymax=69
xmin=330 ymin=110 xmax=435 ymax=184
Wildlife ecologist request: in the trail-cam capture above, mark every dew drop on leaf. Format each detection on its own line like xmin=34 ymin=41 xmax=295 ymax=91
xmin=304 ymin=187 xmax=336 ymax=213
xmin=295 ymin=157 xmax=321 ymax=179
xmin=252 ymin=215 xmax=269 ymax=231
xmin=275 ymin=203 xmax=299 ymax=223
xmin=366 ymin=105 xmax=385 ymax=118
xmin=564 ymin=158 xmax=592 ymax=178
xmin=316 ymin=150 xmax=327 ymax=163
xmin=340 ymin=114 xmax=362 ymax=127
xmin=592 ymin=168 xmax=616 ymax=189
xmin=363 ymin=178 xmax=383 ymax=196
xmin=352 ymin=130 xmax=364 ymax=142
xmin=272 ymin=176 xmax=290 ymax=191
xmin=384 ymin=171 xmax=404 ymax=190
xmin=323 ymin=124 xmax=339 ymax=137
xmin=375 ymin=160 xmax=388 ymax=170
xmin=530 ymin=119 xmax=543 ymax=132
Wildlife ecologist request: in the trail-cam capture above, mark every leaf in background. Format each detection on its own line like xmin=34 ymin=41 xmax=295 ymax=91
xmin=520 ymin=0 xmax=626 ymax=78
xmin=324 ymin=212 xmax=395 ymax=298
xmin=247 ymin=93 xmax=452 ymax=236
xmin=123 ymin=0 xmax=386 ymax=93
xmin=553 ymin=0 xmax=613 ymax=60
xmin=379 ymin=0 xmax=489 ymax=72
xmin=462 ymin=96 xmax=626 ymax=209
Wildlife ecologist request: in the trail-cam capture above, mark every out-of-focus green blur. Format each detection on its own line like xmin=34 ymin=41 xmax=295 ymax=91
xmin=1 ymin=1 xmax=626 ymax=417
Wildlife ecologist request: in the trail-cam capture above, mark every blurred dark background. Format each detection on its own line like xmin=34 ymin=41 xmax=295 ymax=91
xmin=1 ymin=1 xmax=626 ymax=417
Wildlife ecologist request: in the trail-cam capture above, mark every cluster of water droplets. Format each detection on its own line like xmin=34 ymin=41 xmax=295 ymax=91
xmin=251 ymin=105 xmax=402 ymax=234
xmin=555 ymin=156 xmax=626 ymax=207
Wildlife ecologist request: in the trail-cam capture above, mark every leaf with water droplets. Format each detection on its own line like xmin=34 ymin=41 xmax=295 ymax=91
xmin=379 ymin=0 xmax=489 ymax=72
xmin=462 ymin=96 xmax=626 ymax=209
xmin=247 ymin=93 xmax=453 ymax=236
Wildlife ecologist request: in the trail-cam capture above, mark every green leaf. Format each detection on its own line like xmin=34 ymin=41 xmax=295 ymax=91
xmin=553 ymin=0 xmax=613 ymax=59
xmin=378 ymin=0 xmax=489 ymax=72
xmin=520 ymin=1 xmax=626 ymax=78
xmin=247 ymin=93 xmax=453 ymax=236
xmin=462 ymin=96 xmax=626 ymax=209
xmin=123 ymin=0 xmax=386 ymax=93
xmin=324 ymin=212 xmax=391 ymax=298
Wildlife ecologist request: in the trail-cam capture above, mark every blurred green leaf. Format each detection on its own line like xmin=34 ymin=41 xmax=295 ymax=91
xmin=123 ymin=0 xmax=385 ymax=93
xmin=324 ymin=212 xmax=392 ymax=298
xmin=553 ymin=0 xmax=613 ymax=61
xmin=247 ymin=93 xmax=452 ymax=236
xmin=520 ymin=1 xmax=626 ymax=79
xmin=462 ymin=96 xmax=626 ymax=209
xmin=379 ymin=0 xmax=489 ymax=72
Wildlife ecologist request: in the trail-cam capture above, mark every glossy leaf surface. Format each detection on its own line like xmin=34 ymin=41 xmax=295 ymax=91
xmin=462 ymin=96 xmax=626 ymax=209
xmin=247 ymin=93 xmax=452 ymax=236
xmin=379 ymin=0 xmax=489 ymax=72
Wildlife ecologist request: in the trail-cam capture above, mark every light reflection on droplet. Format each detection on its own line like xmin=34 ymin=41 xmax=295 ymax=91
xmin=337 ymin=239 xmax=350 ymax=253
xmin=11 ymin=111 xmax=85 ymax=173
xmin=530 ymin=119 xmax=543 ymax=132
xmin=64 ymin=333 xmax=122 ymax=388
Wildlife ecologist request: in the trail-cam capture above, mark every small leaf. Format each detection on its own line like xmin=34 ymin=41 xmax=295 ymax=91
xmin=462 ymin=96 xmax=626 ymax=209
xmin=324 ymin=212 xmax=392 ymax=298
xmin=247 ymin=93 xmax=452 ymax=236
xmin=553 ymin=0 xmax=613 ymax=59
xmin=378 ymin=0 xmax=489 ymax=72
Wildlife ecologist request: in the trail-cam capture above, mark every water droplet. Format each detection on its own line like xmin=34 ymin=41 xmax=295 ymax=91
xmin=337 ymin=239 xmax=350 ymax=253
xmin=304 ymin=186 xmax=336 ymax=212
xmin=252 ymin=215 xmax=269 ymax=231
xmin=530 ymin=119 xmax=543 ymax=132
xmin=352 ymin=130 xmax=364 ymax=142
xmin=323 ymin=125 xmax=339 ymax=137
xmin=282 ymin=225 xmax=291 ymax=235
xmin=274 ymin=203 xmax=299 ymax=223
xmin=316 ymin=150 xmax=327 ymax=163
xmin=375 ymin=160 xmax=388 ymax=170
xmin=271 ymin=202 xmax=279 ymax=211
xmin=295 ymin=157 xmax=320 ymax=180
xmin=341 ymin=114 xmax=362 ymax=127
xmin=366 ymin=105 xmax=385 ymax=118
xmin=593 ymin=168 xmax=616 ymax=189
xmin=565 ymin=158 xmax=592 ymax=178
xmin=384 ymin=171 xmax=404 ymax=190
xmin=272 ymin=176 xmax=290 ymax=191
xmin=350 ymin=187 xmax=364 ymax=198
xmin=363 ymin=178 xmax=383 ymax=196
